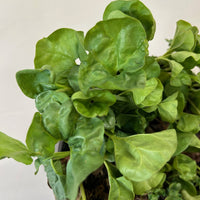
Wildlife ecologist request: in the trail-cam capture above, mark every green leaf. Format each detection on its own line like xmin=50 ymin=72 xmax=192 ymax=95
xmin=174 ymin=132 xmax=194 ymax=156
xmin=178 ymin=179 xmax=197 ymax=196
xmin=174 ymin=132 xmax=200 ymax=156
xmin=66 ymin=117 xmax=105 ymax=200
xmin=84 ymin=18 xmax=148 ymax=74
xmin=194 ymin=34 xmax=200 ymax=53
xmin=157 ymin=58 xmax=184 ymax=83
xmin=168 ymin=20 xmax=198 ymax=52
xmin=36 ymin=91 xmax=78 ymax=140
xmin=68 ymin=65 xmax=80 ymax=92
xmin=72 ymin=90 xmax=116 ymax=118
xmin=105 ymin=161 xmax=135 ymax=200
xmin=143 ymin=56 xmax=160 ymax=79
xmin=132 ymin=172 xmax=166 ymax=195
xmin=100 ymin=109 xmax=115 ymax=130
xmin=191 ymin=72 xmax=200 ymax=84
xmin=173 ymin=154 xmax=197 ymax=181
xmin=111 ymin=129 xmax=177 ymax=182
xmin=34 ymin=28 xmax=87 ymax=90
xmin=35 ymin=28 xmax=87 ymax=70
xmin=131 ymin=78 xmax=159 ymax=105
xmin=116 ymin=113 xmax=147 ymax=134
xmin=169 ymin=60 xmax=184 ymax=78
xmin=170 ymin=70 xmax=192 ymax=87
xmin=0 ymin=131 xmax=32 ymax=165
xmin=157 ymin=58 xmax=191 ymax=87
xmin=79 ymin=61 xmax=146 ymax=93
xmin=26 ymin=112 xmax=58 ymax=157
xmin=182 ymin=190 xmax=200 ymax=200
xmin=42 ymin=159 xmax=67 ymax=200
xmin=165 ymin=183 xmax=183 ymax=200
xmin=158 ymin=93 xmax=178 ymax=123
xmin=16 ymin=69 xmax=56 ymax=99
xmin=140 ymin=78 xmax=163 ymax=108
xmin=189 ymin=134 xmax=200 ymax=148
xmin=171 ymin=51 xmax=200 ymax=69
xmin=36 ymin=90 xmax=70 ymax=112
xmin=177 ymin=113 xmax=200 ymax=134
xmin=189 ymin=89 xmax=200 ymax=114
xmin=103 ymin=0 xmax=156 ymax=40
xmin=132 ymin=78 xmax=163 ymax=109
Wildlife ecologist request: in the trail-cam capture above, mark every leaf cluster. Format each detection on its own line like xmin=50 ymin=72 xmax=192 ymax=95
xmin=1 ymin=0 xmax=200 ymax=200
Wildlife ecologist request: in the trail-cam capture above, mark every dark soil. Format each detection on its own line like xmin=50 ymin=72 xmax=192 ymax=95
xmin=83 ymin=165 xmax=109 ymax=200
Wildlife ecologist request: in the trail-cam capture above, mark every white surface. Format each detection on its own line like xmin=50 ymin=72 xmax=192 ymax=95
xmin=0 ymin=0 xmax=200 ymax=199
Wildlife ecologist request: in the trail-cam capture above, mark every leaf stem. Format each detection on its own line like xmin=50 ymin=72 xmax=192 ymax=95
xmin=46 ymin=151 xmax=70 ymax=160
xmin=80 ymin=183 xmax=86 ymax=200
xmin=116 ymin=95 xmax=128 ymax=102
xmin=156 ymin=56 xmax=170 ymax=62
xmin=104 ymin=131 xmax=114 ymax=139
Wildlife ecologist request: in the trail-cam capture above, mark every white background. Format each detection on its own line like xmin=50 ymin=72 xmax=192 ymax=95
xmin=0 ymin=0 xmax=200 ymax=199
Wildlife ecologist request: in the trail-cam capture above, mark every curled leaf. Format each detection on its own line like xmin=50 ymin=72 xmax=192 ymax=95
xmin=72 ymin=90 xmax=116 ymax=118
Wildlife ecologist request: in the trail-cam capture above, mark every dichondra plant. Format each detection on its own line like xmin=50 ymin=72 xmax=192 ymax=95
xmin=1 ymin=0 xmax=200 ymax=199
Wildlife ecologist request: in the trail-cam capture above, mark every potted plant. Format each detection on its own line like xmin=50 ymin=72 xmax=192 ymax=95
xmin=0 ymin=0 xmax=200 ymax=199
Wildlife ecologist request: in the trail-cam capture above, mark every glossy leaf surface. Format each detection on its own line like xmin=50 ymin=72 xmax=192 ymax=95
xmin=103 ymin=0 xmax=156 ymax=40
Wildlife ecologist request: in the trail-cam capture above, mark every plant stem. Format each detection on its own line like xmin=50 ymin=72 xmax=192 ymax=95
xmin=116 ymin=95 xmax=128 ymax=102
xmin=80 ymin=183 xmax=86 ymax=200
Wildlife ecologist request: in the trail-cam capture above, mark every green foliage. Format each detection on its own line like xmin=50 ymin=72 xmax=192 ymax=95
xmin=66 ymin=117 xmax=105 ymax=200
xmin=1 ymin=0 xmax=200 ymax=200
xmin=105 ymin=161 xmax=135 ymax=200
xmin=0 ymin=131 xmax=32 ymax=164
xmin=111 ymin=129 xmax=176 ymax=182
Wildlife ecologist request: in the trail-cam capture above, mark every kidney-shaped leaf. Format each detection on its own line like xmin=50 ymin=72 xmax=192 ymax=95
xmin=111 ymin=129 xmax=177 ymax=182
xmin=34 ymin=29 xmax=87 ymax=90
xmin=66 ymin=117 xmax=105 ymax=200
xmin=16 ymin=69 xmax=56 ymax=99
xmin=0 ymin=131 xmax=32 ymax=165
xmin=34 ymin=28 xmax=87 ymax=70
xmin=103 ymin=0 xmax=156 ymax=40
xmin=84 ymin=18 xmax=148 ymax=74
xmin=168 ymin=20 xmax=198 ymax=52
